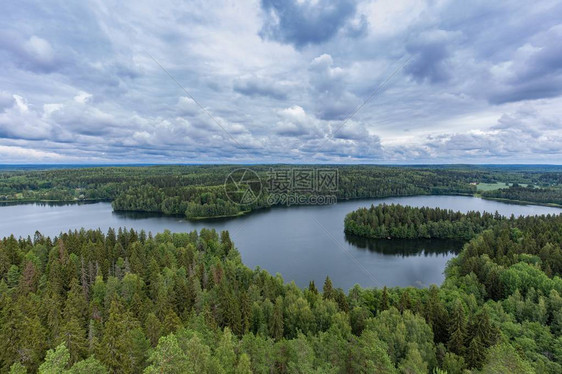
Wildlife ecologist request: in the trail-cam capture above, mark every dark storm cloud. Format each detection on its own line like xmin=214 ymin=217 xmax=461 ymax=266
xmin=488 ymin=77 xmax=562 ymax=105
xmin=259 ymin=0 xmax=362 ymax=48
xmin=487 ymin=25 xmax=562 ymax=104
xmin=405 ymin=30 xmax=458 ymax=84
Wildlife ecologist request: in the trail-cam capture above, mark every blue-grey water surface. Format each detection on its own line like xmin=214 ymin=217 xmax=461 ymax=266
xmin=1 ymin=195 xmax=561 ymax=289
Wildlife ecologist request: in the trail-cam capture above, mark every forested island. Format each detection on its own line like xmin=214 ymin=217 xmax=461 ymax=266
xmin=1 ymin=165 xmax=561 ymax=219
xmin=344 ymin=204 xmax=502 ymax=240
xmin=2 ymin=210 xmax=562 ymax=373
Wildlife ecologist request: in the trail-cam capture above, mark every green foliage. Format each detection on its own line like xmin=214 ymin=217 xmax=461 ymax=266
xmin=345 ymin=204 xmax=500 ymax=240
xmin=479 ymin=343 xmax=534 ymax=374
xmin=1 ymin=206 xmax=562 ymax=372
xmin=447 ymin=300 xmax=467 ymax=355
xmin=2 ymin=165 xmax=560 ymax=220
xmin=0 ymin=164 xmax=532 ymax=220
xmin=398 ymin=344 xmax=428 ymax=374
xmin=38 ymin=343 xmax=110 ymax=374
xmin=144 ymin=334 xmax=191 ymax=374
xmin=9 ymin=362 xmax=27 ymax=374
xmin=39 ymin=344 xmax=69 ymax=374
xmin=482 ymin=185 xmax=562 ymax=206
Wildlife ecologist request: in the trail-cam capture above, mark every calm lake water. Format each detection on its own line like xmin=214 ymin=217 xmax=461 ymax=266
xmin=1 ymin=195 xmax=561 ymax=289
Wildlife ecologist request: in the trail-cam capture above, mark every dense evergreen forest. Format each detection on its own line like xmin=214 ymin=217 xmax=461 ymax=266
xmin=344 ymin=204 xmax=501 ymax=240
xmin=482 ymin=185 xmax=562 ymax=206
xmin=2 ymin=212 xmax=562 ymax=373
xmin=1 ymin=165 xmax=561 ymax=219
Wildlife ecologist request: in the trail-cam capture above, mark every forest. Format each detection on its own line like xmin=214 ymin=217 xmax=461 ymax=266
xmin=481 ymin=185 xmax=562 ymax=206
xmin=1 ymin=165 xmax=562 ymax=219
xmin=344 ymin=204 xmax=502 ymax=240
xmin=1 ymin=211 xmax=562 ymax=373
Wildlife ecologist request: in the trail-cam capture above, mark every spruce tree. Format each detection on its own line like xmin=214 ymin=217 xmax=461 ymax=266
xmin=380 ymin=286 xmax=389 ymax=311
xmin=271 ymin=296 xmax=284 ymax=340
xmin=466 ymin=336 xmax=485 ymax=369
xmin=95 ymin=299 xmax=138 ymax=373
xmin=57 ymin=317 xmax=88 ymax=365
xmin=322 ymin=276 xmax=334 ymax=300
xmin=398 ymin=290 xmax=411 ymax=313
xmin=447 ymin=300 xmax=466 ymax=355
xmin=38 ymin=344 xmax=69 ymax=374
xmin=234 ymin=353 xmax=252 ymax=374
xmin=144 ymin=334 xmax=191 ymax=374
xmin=308 ymin=280 xmax=318 ymax=295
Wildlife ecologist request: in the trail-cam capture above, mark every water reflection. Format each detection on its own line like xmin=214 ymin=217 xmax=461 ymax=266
xmin=345 ymin=233 xmax=464 ymax=257
xmin=0 ymin=200 xmax=102 ymax=207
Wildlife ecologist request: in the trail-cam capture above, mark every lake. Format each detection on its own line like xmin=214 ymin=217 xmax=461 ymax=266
xmin=1 ymin=195 xmax=561 ymax=290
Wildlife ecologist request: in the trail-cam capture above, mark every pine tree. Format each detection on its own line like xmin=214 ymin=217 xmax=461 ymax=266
xmin=162 ymin=308 xmax=181 ymax=336
xmin=87 ymin=319 xmax=99 ymax=354
xmin=447 ymin=300 xmax=466 ymax=355
xmin=68 ymin=356 xmax=108 ymax=374
xmin=479 ymin=343 xmax=534 ymax=374
xmin=11 ymin=311 xmax=46 ymax=372
xmin=468 ymin=309 xmax=497 ymax=348
xmin=308 ymin=280 xmax=318 ymax=295
xmin=239 ymin=291 xmax=251 ymax=335
xmin=271 ymin=296 xmax=284 ymax=340
xmin=19 ymin=261 xmax=38 ymax=295
xmin=425 ymin=285 xmax=448 ymax=343
xmin=323 ymin=276 xmax=334 ymax=300
xmin=0 ymin=299 xmax=21 ymax=371
xmin=398 ymin=344 xmax=428 ymax=374
xmin=220 ymin=231 xmax=233 ymax=256
xmin=216 ymin=328 xmax=236 ymax=370
xmin=144 ymin=334 xmax=191 ymax=374
xmin=129 ymin=328 xmax=150 ymax=373
xmin=6 ymin=265 xmax=21 ymax=288
xmin=183 ymin=334 xmax=212 ymax=373
xmin=9 ymin=362 xmax=27 ymax=374
xmin=380 ymin=286 xmax=389 ymax=311
xmin=38 ymin=343 xmax=70 ymax=374
xmin=145 ymin=313 xmax=162 ymax=347
xmin=57 ymin=317 xmax=88 ymax=364
xmin=466 ymin=336 xmax=486 ymax=369
xmin=95 ymin=299 xmax=138 ymax=373
xmin=64 ymin=278 xmax=88 ymax=325
xmin=398 ymin=290 xmax=411 ymax=313
xmin=234 ymin=353 xmax=252 ymax=374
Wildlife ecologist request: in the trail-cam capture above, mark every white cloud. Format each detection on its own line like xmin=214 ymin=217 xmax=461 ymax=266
xmin=74 ymin=91 xmax=92 ymax=104
xmin=0 ymin=145 xmax=64 ymax=162
xmin=23 ymin=36 xmax=54 ymax=64
xmin=43 ymin=103 xmax=63 ymax=117
xmin=13 ymin=95 xmax=29 ymax=113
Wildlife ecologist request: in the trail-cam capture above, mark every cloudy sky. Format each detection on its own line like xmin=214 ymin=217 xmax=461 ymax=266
xmin=1 ymin=0 xmax=562 ymax=164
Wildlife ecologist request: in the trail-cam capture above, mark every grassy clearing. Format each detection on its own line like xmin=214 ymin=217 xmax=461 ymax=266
xmin=477 ymin=182 xmax=509 ymax=191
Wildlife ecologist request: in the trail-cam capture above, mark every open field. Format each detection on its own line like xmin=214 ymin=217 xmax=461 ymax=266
xmin=476 ymin=182 xmax=509 ymax=191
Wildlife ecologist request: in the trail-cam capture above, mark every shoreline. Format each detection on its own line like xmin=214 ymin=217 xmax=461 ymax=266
xmin=1 ymin=192 xmax=561 ymax=220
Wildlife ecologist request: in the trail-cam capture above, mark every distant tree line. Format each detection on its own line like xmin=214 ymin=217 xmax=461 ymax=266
xmin=1 ymin=165 xmax=562 ymax=219
xmin=482 ymin=185 xmax=562 ymax=206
